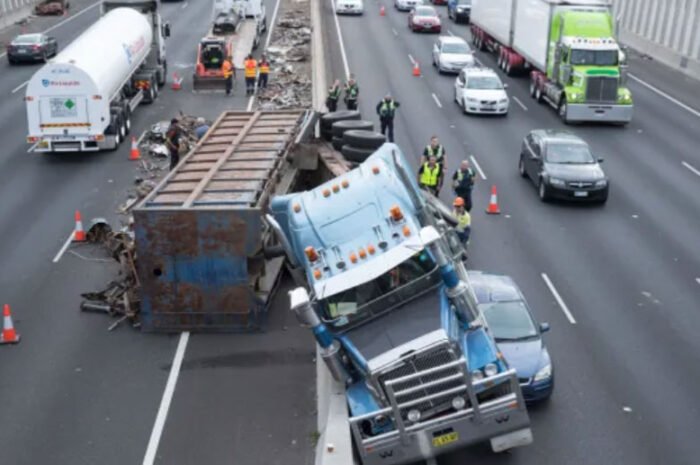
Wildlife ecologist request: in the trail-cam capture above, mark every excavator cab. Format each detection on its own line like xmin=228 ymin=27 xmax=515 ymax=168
xmin=193 ymin=37 xmax=232 ymax=91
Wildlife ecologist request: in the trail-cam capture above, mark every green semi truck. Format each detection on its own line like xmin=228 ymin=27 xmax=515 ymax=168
xmin=470 ymin=0 xmax=633 ymax=125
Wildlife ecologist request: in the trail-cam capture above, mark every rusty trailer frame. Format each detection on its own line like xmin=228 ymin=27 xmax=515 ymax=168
xmin=134 ymin=110 xmax=306 ymax=332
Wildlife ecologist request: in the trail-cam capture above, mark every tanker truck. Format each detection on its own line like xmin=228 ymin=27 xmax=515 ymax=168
xmin=270 ymin=144 xmax=532 ymax=464
xmin=470 ymin=0 xmax=633 ymax=124
xmin=25 ymin=0 xmax=170 ymax=152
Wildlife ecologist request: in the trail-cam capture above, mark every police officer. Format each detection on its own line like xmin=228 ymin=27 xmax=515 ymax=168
xmin=376 ymin=93 xmax=400 ymax=143
xmin=257 ymin=54 xmax=270 ymax=89
xmin=421 ymin=136 xmax=447 ymax=169
xmin=344 ymin=75 xmax=359 ymax=110
xmin=326 ymin=79 xmax=341 ymax=112
xmin=452 ymin=159 xmax=477 ymax=211
xmin=244 ymin=54 xmax=257 ymax=95
xmin=453 ymin=197 xmax=471 ymax=245
xmin=417 ymin=155 xmax=443 ymax=196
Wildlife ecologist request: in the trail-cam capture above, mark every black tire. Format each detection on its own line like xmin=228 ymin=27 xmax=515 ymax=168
xmin=534 ymin=85 xmax=543 ymax=103
xmin=342 ymin=130 xmax=386 ymax=150
xmin=332 ymin=136 xmax=344 ymax=151
xmin=518 ymin=156 xmax=527 ymax=178
xmin=331 ymin=119 xmax=373 ymax=137
xmin=158 ymin=61 xmax=167 ymax=87
xmin=341 ymin=144 xmax=375 ymax=163
xmin=321 ymin=126 xmax=333 ymax=142
xmin=321 ymin=110 xmax=361 ymax=130
xmin=558 ymin=98 xmax=569 ymax=124
xmin=538 ymin=179 xmax=549 ymax=202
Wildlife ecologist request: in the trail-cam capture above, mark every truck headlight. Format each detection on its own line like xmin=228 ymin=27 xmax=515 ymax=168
xmin=451 ymin=396 xmax=466 ymax=410
xmin=534 ymin=364 xmax=552 ymax=382
xmin=594 ymin=179 xmax=608 ymax=188
xmin=569 ymin=92 xmax=579 ymax=101
xmin=407 ymin=409 xmax=421 ymax=423
xmin=484 ymin=363 xmax=498 ymax=377
xmin=618 ymin=90 xmax=632 ymax=104
xmin=548 ymin=177 xmax=566 ymax=187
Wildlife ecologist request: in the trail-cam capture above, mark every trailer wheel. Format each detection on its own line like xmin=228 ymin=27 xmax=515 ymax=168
xmin=331 ymin=136 xmax=344 ymax=151
xmin=331 ymin=119 xmax=373 ymax=137
xmin=321 ymin=110 xmax=361 ymax=132
xmin=341 ymin=145 xmax=375 ymax=163
xmin=558 ymin=98 xmax=569 ymax=124
xmin=342 ymin=130 xmax=386 ymax=150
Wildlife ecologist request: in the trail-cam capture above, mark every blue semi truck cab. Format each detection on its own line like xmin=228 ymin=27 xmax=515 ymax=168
xmin=269 ymin=144 xmax=532 ymax=464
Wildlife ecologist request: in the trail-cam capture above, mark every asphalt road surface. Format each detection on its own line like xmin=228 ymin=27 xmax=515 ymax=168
xmin=321 ymin=1 xmax=700 ymax=464
xmin=0 ymin=1 xmax=316 ymax=464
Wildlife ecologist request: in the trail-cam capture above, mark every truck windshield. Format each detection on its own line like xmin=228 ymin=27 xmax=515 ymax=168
xmin=323 ymin=251 xmax=437 ymax=326
xmin=570 ymin=49 xmax=618 ymax=66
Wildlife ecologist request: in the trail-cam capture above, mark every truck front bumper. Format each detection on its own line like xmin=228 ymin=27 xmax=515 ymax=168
xmin=353 ymin=395 xmax=532 ymax=465
xmin=567 ymin=103 xmax=633 ymax=124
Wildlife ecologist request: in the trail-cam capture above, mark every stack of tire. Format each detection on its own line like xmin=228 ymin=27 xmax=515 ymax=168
xmin=320 ymin=111 xmax=387 ymax=163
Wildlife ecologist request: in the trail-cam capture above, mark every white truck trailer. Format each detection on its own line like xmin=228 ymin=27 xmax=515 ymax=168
xmin=25 ymin=0 xmax=170 ymax=152
xmin=470 ymin=0 xmax=633 ymax=124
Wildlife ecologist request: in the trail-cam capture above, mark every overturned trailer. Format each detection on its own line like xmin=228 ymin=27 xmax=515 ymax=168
xmin=133 ymin=110 xmax=319 ymax=332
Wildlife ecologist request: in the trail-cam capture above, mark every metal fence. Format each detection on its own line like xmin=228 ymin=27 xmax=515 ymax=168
xmin=614 ymin=0 xmax=700 ymax=76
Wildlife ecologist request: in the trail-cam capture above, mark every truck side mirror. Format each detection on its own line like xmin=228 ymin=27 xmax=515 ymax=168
xmin=164 ymin=23 xmax=171 ymax=38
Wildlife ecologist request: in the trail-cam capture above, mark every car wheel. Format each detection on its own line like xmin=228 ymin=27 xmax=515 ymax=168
xmin=518 ymin=156 xmax=527 ymax=178
xmin=559 ymin=98 xmax=569 ymax=124
xmin=462 ymin=98 xmax=468 ymax=115
xmin=538 ymin=179 xmax=549 ymax=202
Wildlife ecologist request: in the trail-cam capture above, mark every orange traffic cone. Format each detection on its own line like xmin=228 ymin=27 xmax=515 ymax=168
xmin=485 ymin=185 xmax=501 ymax=214
xmin=380 ymin=5 xmax=385 ymax=16
xmin=129 ymin=136 xmax=140 ymax=160
xmin=1 ymin=304 xmax=20 ymax=344
xmin=74 ymin=210 xmax=86 ymax=242
xmin=171 ymin=72 xmax=182 ymax=90
xmin=412 ymin=61 xmax=421 ymax=77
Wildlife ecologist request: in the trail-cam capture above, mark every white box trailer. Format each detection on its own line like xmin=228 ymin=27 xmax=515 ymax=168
xmin=470 ymin=0 xmax=515 ymax=46
xmin=25 ymin=0 xmax=170 ymax=152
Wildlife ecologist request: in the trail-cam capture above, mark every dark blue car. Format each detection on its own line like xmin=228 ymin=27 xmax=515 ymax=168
xmin=447 ymin=0 xmax=471 ymax=23
xmin=469 ymin=271 xmax=554 ymax=403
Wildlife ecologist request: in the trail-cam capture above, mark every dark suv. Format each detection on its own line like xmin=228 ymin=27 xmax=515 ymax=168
xmin=447 ymin=0 xmax=471 ymax=23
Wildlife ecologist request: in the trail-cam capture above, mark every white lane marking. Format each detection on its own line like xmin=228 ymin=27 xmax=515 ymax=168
xmin=541 ymin=273 xmax=577 ymax=324
xmin=682 ymin=161 xmax=700 ymax=177
xmin=696 ymin=277 xmax=700 ymax=286
xmin=392 ymin=28 xmax=398 ymax=36
xmin=136 ymin=129 xmax=148 ymax=146
xmin=142 ymin=332 xmax=190 ymax=465
xmin=181 ymin=1 xmax=188 ymax=8
xmin=469 ymin=155 xmax=486 ymax=180
xmin=512 ymin=95 xmax=528 ymax=111
xmin=0 ymin=1 xmax=102 ymax=59
xmin=408 ymin=54 xmax=416 ymax=66
xmin=11 ymin=81 xmax=28 ymax=94
xmin=246 ymin=95 xmax=255 ymax=111
xmin=330 ymin=0 xmax=351 ymax=79
xmin=52 ymin=232 xmax=74 ymax=263
xmin=431 ymin=93 xmax=442 ymax=108
xmin=264 ymin=0 xmax=282 ymax=49
xmin=629 ymin=74 xmax=700 ymax=119
xmin=474 ymin=56 xmax=483 ymax=66
xmin=447 ymin=30 xmax=455 ymax=36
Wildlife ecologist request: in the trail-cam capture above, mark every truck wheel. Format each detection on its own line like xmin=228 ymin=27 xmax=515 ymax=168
xmin=321 ymin=110 xmax=362 ymax=131
xmin=341 ymin=144 xmax=374 ymax=163
xmin=342 ymin=130 xmax=386 ymax=150
xmin=558 ymin=98 xmax=569 ymax=124
xmin=331 ymin=119 xmax=373 ymax=137
xmin=158 ymin=61 xmax=167 ymax=87
xmin=534 ymin=85 xmax=543 ymax=103
xmin=118 ymin=115 xmax=127 ymax=140
xmin=331 ymin=136 xmax=344 ymax=151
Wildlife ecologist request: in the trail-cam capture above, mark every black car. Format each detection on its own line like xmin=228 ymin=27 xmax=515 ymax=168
xmin=518 ymin=129 xmax=609 ymax=203
xmin=6 ymin=33 xmax=58 ymax=64
xmin=447 ymin=0 xmax=471 ymax=23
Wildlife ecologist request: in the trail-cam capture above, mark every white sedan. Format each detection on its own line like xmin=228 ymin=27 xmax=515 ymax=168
xmin=395 ymin=0 xmax=424 ymax=12
xmin=454 ymin=67 xmax=509 ymax=115
xmin=336 ymin=0 xmax=364 ymax=14
xmin=432 ymin=36 xmax=475 ymax=73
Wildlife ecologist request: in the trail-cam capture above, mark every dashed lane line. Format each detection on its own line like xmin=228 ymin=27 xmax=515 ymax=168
xmin=432 ymin=93 xmax=442 ymax=108
xmin=682 ymin=161 xmax=700 ymax=177
xmin=629 ymin=74 xmax=700 ymax=119
xmin=469 ymin=155 xmax=486 ymax=180
xmin=541 ymin=273 xmax=577 ymax=324
xmin=512 ymin=95 xmax=528 ymax=111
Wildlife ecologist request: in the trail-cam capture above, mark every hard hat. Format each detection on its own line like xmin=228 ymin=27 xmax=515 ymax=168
xmin=453 ymin=197 xmax=465 ymax=207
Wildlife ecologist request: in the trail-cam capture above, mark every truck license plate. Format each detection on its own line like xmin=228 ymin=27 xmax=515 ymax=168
xmin=574 ymin=191 xmax=588 ymax=197
xmin=432 ymin=431 xmax=458 ymax=447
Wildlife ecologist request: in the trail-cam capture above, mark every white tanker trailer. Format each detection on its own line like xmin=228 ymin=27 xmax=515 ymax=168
xmin=25 ymin=0 xmax=170 ymax=152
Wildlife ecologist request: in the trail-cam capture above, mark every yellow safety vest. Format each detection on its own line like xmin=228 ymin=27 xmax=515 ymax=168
xmin=259 ymin=61 xmax=270 ymax=74
xmin=244 ymin=59 xmax=257 ymax=78
xmin=222 ymin=60 xmax=233 ymax=78
xmin=420 ymin=163 xmax=441 ymax=187
xmin=453 ymin=210 xmax=471 ymax=232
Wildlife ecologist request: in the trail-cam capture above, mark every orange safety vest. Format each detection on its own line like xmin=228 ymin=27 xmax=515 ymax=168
xmin=244 ymin=59 xmax=257 ymax=78
xmin=222 ymin=60 xmax=233 ymax=78
xmin=258 ymin=60 xmax=270 ymax=74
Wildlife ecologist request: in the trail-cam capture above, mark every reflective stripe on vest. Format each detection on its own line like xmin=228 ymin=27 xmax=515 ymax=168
xmin=380 ymin=101 xmax=396 ymax=117
xmin=259 ymin=61 xmax=270 ymax=74
xmin=420 ymin=163 xmax=441 ymax=186
xmin=425 ymin=144 xmax=444 ymax=158
xmin=245 ymin=60 xmax=257 ymax=77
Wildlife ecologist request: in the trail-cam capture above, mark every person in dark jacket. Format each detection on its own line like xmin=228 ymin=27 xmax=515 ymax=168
xmin=344 ymin=75 xmax=359 ymax=110
xmin=452 ymin=159 xmax=477 ymax=211
xmin=326 ymin=79 xmax=341 ymax=112
xmin=376 ymin=94 xmax=400 ymax=143
xmin=165 ymin=118 xmax=182 ymax=171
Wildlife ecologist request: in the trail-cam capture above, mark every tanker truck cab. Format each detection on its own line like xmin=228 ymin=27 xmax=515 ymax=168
xmin=272 ymin=145 xmax=532 ymax=464
xmin=25 ymin=0 xmax=169 ymax=152
xmin=533 ymin=8 xmax=633 ymax=124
